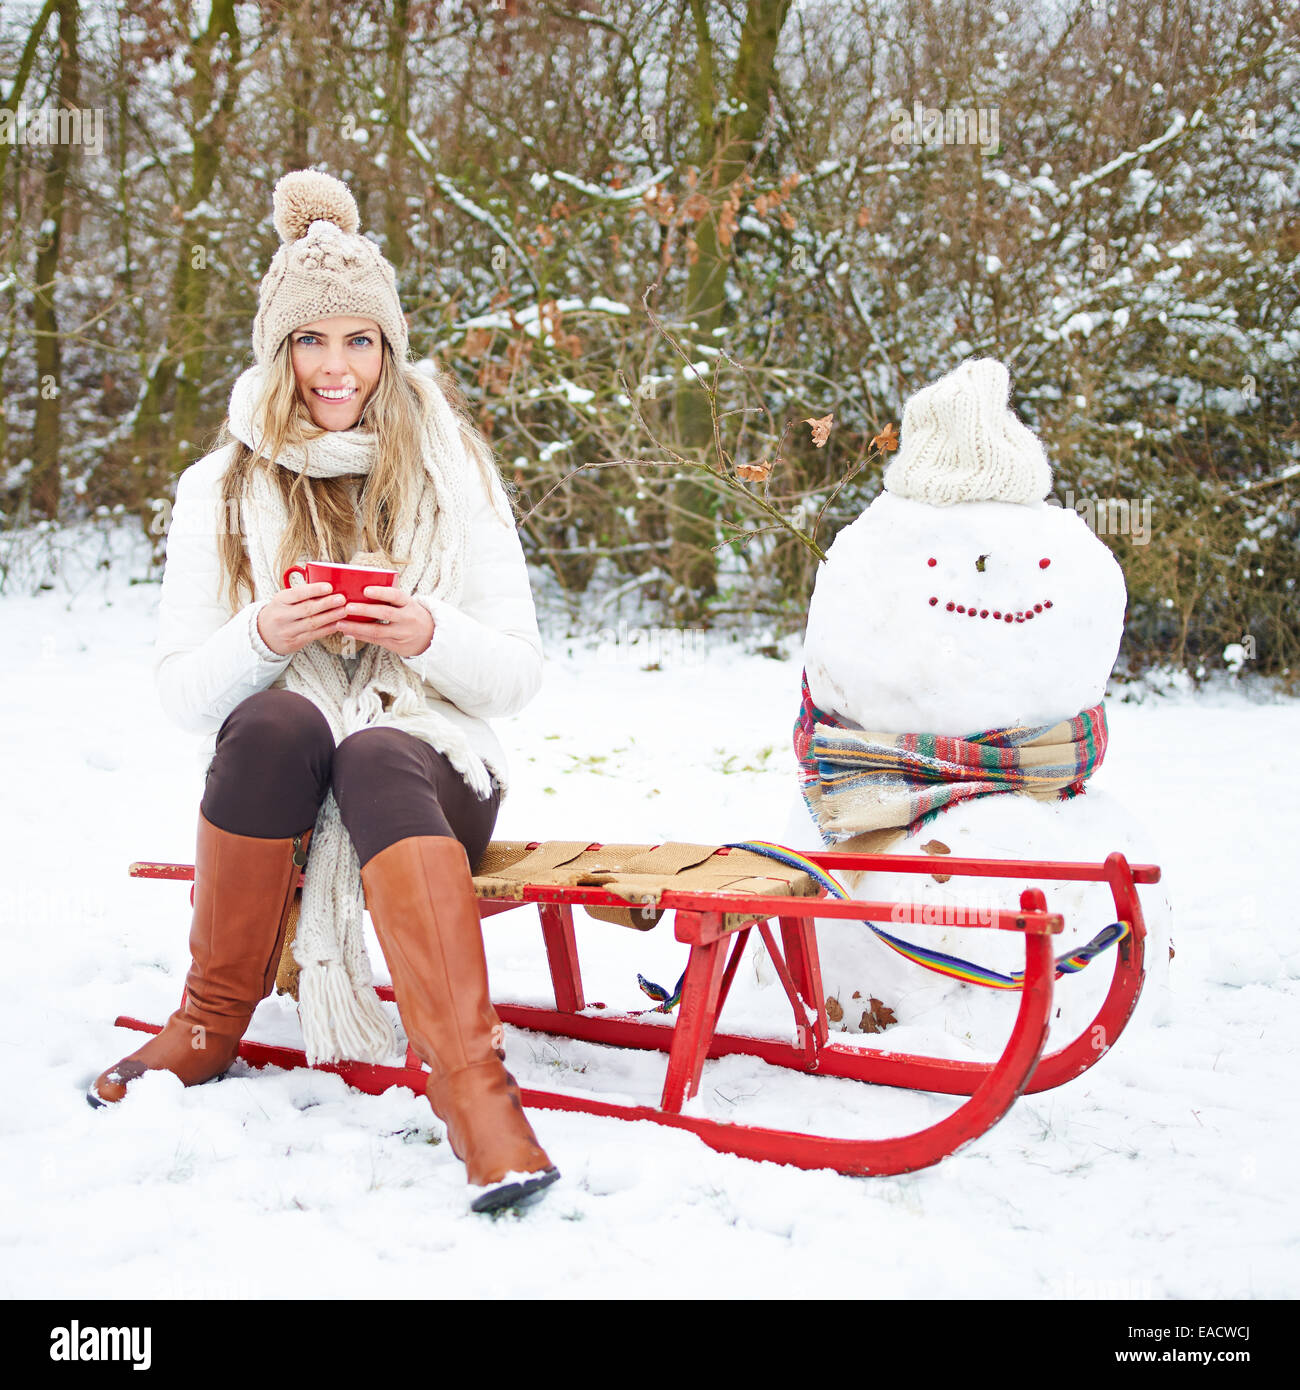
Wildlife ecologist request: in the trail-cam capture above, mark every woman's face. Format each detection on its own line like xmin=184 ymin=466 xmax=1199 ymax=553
xmin=289 ymin=316 xmax=383 ymax=430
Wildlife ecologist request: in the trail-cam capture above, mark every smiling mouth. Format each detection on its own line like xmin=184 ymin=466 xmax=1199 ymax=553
xmin=312 ymin=387 xmax=357 ymax=402
xmin=929 ymin=595 xmax=1054 ymax=623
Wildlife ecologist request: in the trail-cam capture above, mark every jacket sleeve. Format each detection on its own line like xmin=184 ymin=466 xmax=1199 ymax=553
xmin=400 ymin=467 xmax=544 ymax=720
xmin=153 ymin=451 xmax=294 ymax=735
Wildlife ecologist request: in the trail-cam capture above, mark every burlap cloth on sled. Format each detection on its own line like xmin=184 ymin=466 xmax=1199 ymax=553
xmin=275 ymin=839 xmax=819 ymax=997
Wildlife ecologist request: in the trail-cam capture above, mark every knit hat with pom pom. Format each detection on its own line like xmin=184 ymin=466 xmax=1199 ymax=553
xmin=251 ymin=169 xmax=408 ymax=365
xmin=882 ymin=357 xmax=1052 ymax=506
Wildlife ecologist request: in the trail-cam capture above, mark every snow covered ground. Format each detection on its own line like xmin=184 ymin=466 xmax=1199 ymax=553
xmin=2 ymin=527 xmax=1297 ymax=1300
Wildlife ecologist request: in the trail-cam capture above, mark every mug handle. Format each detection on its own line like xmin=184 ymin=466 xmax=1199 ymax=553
xmin=282 ymin=565 xmax=309 ymax=588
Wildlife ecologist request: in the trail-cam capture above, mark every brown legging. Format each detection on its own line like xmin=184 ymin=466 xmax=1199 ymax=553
xmin=200 ymin=689 xmax=501 ymax=870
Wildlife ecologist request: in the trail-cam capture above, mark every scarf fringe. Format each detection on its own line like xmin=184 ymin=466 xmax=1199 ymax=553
xmin=297 ymin=958 xmax=400 ymax=1066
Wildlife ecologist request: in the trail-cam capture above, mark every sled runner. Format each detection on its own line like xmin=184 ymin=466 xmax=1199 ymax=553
xmin=117 ymin=840 xmax=1158 ymax=1177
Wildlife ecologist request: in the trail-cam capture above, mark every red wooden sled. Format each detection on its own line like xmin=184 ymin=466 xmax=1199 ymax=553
xmin=115 ymin=844 xmax=1157 ymax=1177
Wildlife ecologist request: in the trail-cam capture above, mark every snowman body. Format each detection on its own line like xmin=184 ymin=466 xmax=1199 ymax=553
xmin=744 ymin=491 xmax=1172 ymax=1060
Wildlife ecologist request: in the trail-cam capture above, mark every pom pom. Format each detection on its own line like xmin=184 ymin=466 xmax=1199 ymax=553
xmin=272 ymin=169 xmax=360 ymax=243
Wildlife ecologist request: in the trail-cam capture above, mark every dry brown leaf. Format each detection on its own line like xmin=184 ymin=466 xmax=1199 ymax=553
xmin=682 ymin=191 xmax=710 ymax=222
xmin=872 ymin=422 xmax=900 ymax=453
xmin=859 ymin=997 xmax=898 ymax=1034
xmin=478 ymin=361 xmax=510 ymax=395
xmin=718 ymin=201 xmax=739 ymax=248
xmin=921 ymin=836 xmax=952 ymax=883
xmin=804 ymin=413 xmax=833 ymax=448
xmin=686 ymin=237 xmax=699 ymax=265
xmin=856 ymin=205 xmax=871 ymax=229
xmin=779 ymin=208 xmax=796 ymax=231
xmin=825 ymin=995 xmax=844 ymax=1024
xmin=735 ymin=460 xmax=772 ymax=481
xmin=462 ymin=327 xmax=493 ymax=359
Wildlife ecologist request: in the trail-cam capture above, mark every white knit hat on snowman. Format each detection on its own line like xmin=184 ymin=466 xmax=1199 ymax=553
xmin=883 ymin=358 xmax=1052 ymax=505
xmin=251 ymin=168 xmax=409 ymax=365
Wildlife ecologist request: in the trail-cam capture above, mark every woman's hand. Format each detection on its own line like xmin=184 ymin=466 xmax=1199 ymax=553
xmin=256 ymin=581 xmax=348 ymax=656
xmin=335 ymin=585 xmax=435 ymax=657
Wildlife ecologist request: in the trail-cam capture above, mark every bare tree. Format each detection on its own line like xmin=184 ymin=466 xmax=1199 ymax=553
xmin=29 ymin=0 xmax=80 ymax=519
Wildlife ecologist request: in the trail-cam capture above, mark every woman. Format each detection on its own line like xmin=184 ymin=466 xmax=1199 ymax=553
xmin=88 ymin=169 xmax=559 ymax=1214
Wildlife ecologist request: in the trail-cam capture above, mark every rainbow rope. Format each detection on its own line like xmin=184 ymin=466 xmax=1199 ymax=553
xmin=723 ymin=840 xmax=1130 ymax=991
xmin=635 ymin=970 xmax=686 ymax=1014
xmin=634 ymin=840 xmax=1129 ymax=1007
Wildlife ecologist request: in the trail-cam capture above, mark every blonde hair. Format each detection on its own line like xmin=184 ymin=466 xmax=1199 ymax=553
xmin=213 ymin=338 xmax=508 ymax=615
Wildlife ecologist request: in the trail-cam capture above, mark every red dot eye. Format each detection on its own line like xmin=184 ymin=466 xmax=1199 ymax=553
xmin=1039 ymin=557 xmax=1051 ymax=569
xmin=927 ymin=557 xmax=937 ymax=567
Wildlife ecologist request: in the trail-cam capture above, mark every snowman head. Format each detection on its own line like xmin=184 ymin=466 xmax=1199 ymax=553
xmin=804 ymin=359 xmax=1127 ymax=735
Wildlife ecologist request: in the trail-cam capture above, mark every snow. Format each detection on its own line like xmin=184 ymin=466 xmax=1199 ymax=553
xmin=1066 ymin=110 xmax=1200 ymax=198
xmin=464 ymin=297 xmax=631 ymax=340
xmin=551 ymin=165 xmax=674 ymax=202
xmin=1 ymin=527 xmax=1298 ymax=1298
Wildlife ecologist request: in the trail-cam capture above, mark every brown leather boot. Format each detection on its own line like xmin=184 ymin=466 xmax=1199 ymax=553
xmin=359 ymin=834 xmax=559 ymax=1212
xmin=88 ymin=812 xmax=310 ymax=1106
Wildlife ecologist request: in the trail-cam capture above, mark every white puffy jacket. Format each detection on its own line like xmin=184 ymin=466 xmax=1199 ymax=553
xmin=153 ymin=442 xmax=544 ymax=791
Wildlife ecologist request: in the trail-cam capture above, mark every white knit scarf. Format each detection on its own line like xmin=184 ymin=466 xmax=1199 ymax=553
xmin=226 ymin=364 xmax=492 ymax=1065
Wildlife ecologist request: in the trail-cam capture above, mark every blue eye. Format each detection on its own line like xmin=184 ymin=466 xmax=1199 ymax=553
xmin=293 ymin=333 xmax=374 ymax=347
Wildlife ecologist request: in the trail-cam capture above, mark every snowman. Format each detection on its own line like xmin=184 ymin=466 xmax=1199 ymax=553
xmin=755 ymin=359 xmax=1171 ymax=1061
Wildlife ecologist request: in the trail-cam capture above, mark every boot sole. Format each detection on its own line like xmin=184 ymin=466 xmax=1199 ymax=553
xmin=470 ymin=1167 xmax=561 ymax=1214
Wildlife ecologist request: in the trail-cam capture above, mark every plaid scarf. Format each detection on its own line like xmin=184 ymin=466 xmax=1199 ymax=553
xmin=793 ymin=669 xmax=1107 ymax=847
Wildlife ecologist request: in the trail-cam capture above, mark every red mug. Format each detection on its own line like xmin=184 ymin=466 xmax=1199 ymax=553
xmin=282 ymin=561 xmax=399 ymax=623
